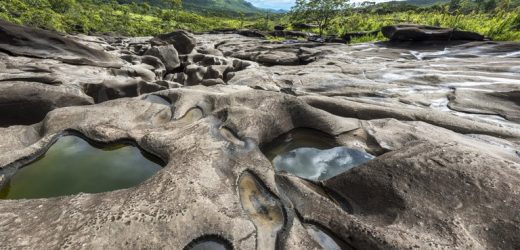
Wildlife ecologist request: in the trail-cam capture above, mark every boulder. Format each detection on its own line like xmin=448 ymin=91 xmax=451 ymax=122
xmin=238 ymin=29 xmax=267 ymax=38
xmin=144 ymin=45 xmax=181 ymax=72
xmin=150 ymin=30 xmax=197 ymax=54
xmin=274 ymin=25 xmax=285 ymax=31
xmin=381 ymin=24 xmax=485 ymax=41
xmin=269 ymin=30 xmax=309 ymax=38
xmin=292 ymin=23 xmax=319 ymax=30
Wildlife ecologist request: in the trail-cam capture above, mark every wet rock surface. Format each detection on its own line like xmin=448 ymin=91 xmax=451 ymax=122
xmin=0 ymin=22 xmax=519 ymax=249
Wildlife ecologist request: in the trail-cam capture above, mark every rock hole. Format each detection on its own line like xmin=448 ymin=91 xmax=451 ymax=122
xmin=0 ymin=133 xmax=165 ymax=199
xmin=238 ymin=171 xmax=285 ymax=250
xmin=261 ymin=128 xmax=374 ymax=181
xmin=219 ymin=127 xmax=245 ymax=146
xmin=304 ymin=223 xmax=355 ymax=250
xmin=183 ymin=235 xmax=233 ymax=250
xmin=142 ymin=94 xmax=172 ymax=106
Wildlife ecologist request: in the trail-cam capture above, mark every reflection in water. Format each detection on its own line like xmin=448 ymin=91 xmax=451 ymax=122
xmin=262 ymin=128 xmax=339 ymax=161
xmin=0 ymin=135 xmax=163 ymax=199
xmin=274 ymin=147 xmax=374 ymax=181
xmin=305 ymin=224 xmax=342 ymax=250
xmin=238 ymin=172 xmax=284 ymax=250
xmin=262 ymin=129 xmax=374 ymax=181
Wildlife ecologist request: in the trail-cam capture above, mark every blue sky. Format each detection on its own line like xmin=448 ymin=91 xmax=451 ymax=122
xmin=247 ymin=0 xmax=397 ymax=10
xmin=248 ymin=0 xmax=295 ymax=10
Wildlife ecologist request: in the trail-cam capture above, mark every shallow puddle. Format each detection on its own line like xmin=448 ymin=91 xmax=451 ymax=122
xmin=238 ymin=172 xmax=284 ymax=249
xmin=142 ymin=94 xmax=171 ymax=106
xmin=306 ymin=224 xmax=342 ymax=250
xmin=262 ymin=129 xmax=373 ymax=181
xmin=305 ymin=224 xmax=345 ymax=250
xmin=274 ymin=147 xmax=374 ymax=181
xmin=262 ymin=128 xmax=339 ymax=161
xmin=0 ymin=135 xmax=163 ymax=199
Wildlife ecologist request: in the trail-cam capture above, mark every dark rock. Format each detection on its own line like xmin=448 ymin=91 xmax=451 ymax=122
xmin=0 ymin=20 xmax=121 ymax=67
xmin=201 ymin=78 xmax=226 ymax=86
xmin=150 ymin=30 xmax=197 ymax=54
xmin=293 ymin=23 xmax=319 ymax=30
xmin=381 ymin=24 xmax=485 ymax=41
xmin=269 ymin=30 xmax=309 ymax=38
xmin=137 ymin=81 xmax=167 ymax=94
xmin=184 ymin=65 xmax=207 ymax=85
xmin=274 ymin=25 xmax=285 ymax=31
xmin=144 ymin=45 xmax=181 ymax=72
xmin=237 ymin=29 xmax=267 ymax=38
xmin=308 ymin=35 xmax=346 ymax=43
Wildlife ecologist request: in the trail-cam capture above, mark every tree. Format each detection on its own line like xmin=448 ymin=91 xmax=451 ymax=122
xmin=162 ymin=0 xmax=182 ymax=9
xmin=48 ymin=0 xmax=76 ymax=14
xmin=290 ymin=0 xmax=350 ymax=36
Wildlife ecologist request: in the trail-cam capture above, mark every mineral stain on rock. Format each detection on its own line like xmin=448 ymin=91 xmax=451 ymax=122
xmin=0 ymin=135 xmax=163 ymax=199
xmin=238 ymin=171 xmax=285 ymax=249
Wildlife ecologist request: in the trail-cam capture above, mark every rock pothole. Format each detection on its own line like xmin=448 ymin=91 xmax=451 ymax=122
xmin=0 ymin=133 xmax=164 ymax=199
xmin=183 ymin=235 xmax=233 ymax=250
xmin=262 ymin=128 xmax=374 ymax=181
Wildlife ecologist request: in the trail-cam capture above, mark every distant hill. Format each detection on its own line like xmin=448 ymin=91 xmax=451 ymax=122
xmin=116 ymin=0 xmax=265 ymax=15
xmin=404 ymin=0 xmax=450 ymax=6
xmin=182 ymin=0 xmax=262 ymax=15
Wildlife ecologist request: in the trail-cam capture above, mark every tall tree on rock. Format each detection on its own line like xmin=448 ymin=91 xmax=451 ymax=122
xmin=290 ymin=0 xmax=350 ymax=36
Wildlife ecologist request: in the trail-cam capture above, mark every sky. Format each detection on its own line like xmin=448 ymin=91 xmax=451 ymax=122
xmin=247 ymin=0 xmax=295 ymax=10
xmin=247 ymin=0 xmax=398 ymax=10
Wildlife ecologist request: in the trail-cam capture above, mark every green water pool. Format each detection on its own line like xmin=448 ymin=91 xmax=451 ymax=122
xmin=0 ymin=135 xmax=163 ymax=199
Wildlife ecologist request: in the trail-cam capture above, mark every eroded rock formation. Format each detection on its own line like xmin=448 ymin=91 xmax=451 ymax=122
xmin=0 ymin=21 xmax=519 ymax=249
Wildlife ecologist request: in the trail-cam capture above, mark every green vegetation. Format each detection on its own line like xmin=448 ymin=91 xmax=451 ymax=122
xmin=0 ymin=0 xmax=519 ymax=42
xmin=290 ymin=0 xmax=350 ymax=35
xmin=287 ymin=0 xmax=520 ymax=41
xmin=0 ymin=0 xmax=267 ymax=36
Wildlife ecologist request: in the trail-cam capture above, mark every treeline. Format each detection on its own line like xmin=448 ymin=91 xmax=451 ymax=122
xmin=356 ymin=0 xmax=520 ymax=14
xmin=285 ymin=0 xmax=520 ymax=41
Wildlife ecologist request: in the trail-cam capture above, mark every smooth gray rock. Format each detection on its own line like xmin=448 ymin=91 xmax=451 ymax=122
xmin=0 ymin=22 xmax=519 ymax=250
xmin=144 ymin=45 xmax=181 ymax=72
xmin=150 ymin=30 xmax=197 ymax=54
xmin=0 ymin=20 xmax=121 ymax=67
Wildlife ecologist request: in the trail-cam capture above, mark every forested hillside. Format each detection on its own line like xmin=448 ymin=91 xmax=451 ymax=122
xmin=115 ymin=0 xmax=263 ymax=15
xmin=0 ymin=0 xmax=519 ymax=41
xmin=0 ymin=0 xmax=262 ymax=35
